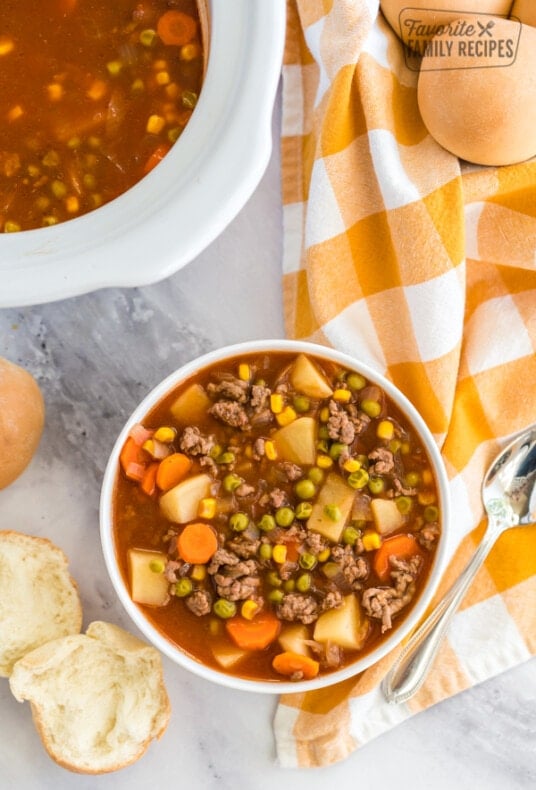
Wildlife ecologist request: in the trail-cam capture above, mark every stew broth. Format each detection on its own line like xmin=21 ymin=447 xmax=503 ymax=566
xmin=0 ymin=0 xmax=203 ymax=232
xmin=113 ymin=352 xmax=441 ymax=683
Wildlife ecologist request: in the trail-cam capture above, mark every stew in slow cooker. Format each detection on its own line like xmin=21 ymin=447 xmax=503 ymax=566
xmin=113 ymin=352 xmax=441 ymax=682
xmin=0 ymin=0 xmax=203 ymax=232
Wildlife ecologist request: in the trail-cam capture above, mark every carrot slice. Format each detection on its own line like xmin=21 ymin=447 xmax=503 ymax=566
xmin=226 ymin=610 xmax=281 ymax=651
xmin=272 ymin=651 xmax=320 ymax=680
xmin=140 ymin=462 xmax=159 ymax=496
xmin=157 ymin=10 xmax=197 ymax=46
xmin=372 ymin=534 xmax=422 ymax=583
xmin=120 ymin=437 xmax=147 ymax=479
xmin=143 ymin=143 xmax=171 ymax=174
xmin=156 ymin=452 xmax=192 ymax=491
xmin=177 ymin=522 xmax=218 ymax=564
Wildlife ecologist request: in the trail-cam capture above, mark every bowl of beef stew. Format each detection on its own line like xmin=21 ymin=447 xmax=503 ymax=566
xmin=100 ymin=340 xmax=450 ymax=692
xmin=0 ymin=0 xmax=285 ymax=306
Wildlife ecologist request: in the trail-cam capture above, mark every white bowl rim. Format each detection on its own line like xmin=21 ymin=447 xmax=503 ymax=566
xmin=100 ymin=339 xmax=451 ymax=694
xmin=0 ymin=0 xmax=286 ymax=307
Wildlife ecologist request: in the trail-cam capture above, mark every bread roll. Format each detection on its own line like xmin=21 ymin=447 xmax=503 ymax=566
xmin=510 ymin=0 xmax=536 ymax=26
xmin=0 ymin=357 xmax=45 ymax=489
xmin=0 ymin=531 xmax=82 ymax=676
xmin=417 ymin=18 xmax=536 ymax=166
xmin=9 ymin=621 xmax=171 ymax=774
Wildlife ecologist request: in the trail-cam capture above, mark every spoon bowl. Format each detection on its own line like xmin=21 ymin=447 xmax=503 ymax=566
xmin=382 ymin=424 xmax=536 ymax=704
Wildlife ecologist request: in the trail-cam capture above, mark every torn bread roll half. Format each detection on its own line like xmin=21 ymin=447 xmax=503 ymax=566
xmin=0 ymin=531 xmax=82 ymax=676
xmin=9 ymin=621 xmax=171 ymax=774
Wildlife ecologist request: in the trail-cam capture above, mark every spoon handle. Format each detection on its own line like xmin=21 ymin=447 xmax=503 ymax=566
xmin=382 ymin=520 xmax=501 ymax=704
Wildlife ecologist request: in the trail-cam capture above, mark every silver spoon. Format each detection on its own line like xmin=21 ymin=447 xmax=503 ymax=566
xmin=382 ymin=424 xmax=536 ymax=704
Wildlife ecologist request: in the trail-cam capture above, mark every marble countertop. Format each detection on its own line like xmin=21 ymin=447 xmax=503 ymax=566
xmin=1 ymin=102 xmax=535 ymax=790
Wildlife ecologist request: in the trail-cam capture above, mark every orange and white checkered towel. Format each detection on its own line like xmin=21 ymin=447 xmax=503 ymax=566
xmin=275 ymin=0 xmax=536 ymax=767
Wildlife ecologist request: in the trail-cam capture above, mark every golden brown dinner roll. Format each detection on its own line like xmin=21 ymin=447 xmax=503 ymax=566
xmin=0 ymin=357 xmax=45 ymax=489
xmin=0 ymin=531 xmax=82 ymax=676
xmin=417 ymin=17 xmax=536 ymax=166
xmin=9 ymin=621 xmax=171 ymax=774
xmin=510 ymin=0 xmax=536 ymax=26
xmin=380 ymin=0 xmax=513 ymax=48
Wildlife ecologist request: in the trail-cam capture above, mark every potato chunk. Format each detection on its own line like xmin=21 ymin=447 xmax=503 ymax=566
xmin=370 ymin=498 xmax=404 ymax=535
xmin=290 ymin=354 xmax=333 ymax=399
xmin=170 ymin=383 xmax=211 ymax=424
xmin=306 ymin=473 xmax=355 ymax=542
xmin=211 ymin=642 xmax=249 ymax=670
xmin=159 ymin=473 xmax=212 ymax=523
xmin=272 ymin=417 xmax=316 ymax=465
xmin=313 ymin=594 xmax=369 ymax=651
xmin=278 ymin=624 xmax=311 ymax=657
xmin=128 ymin=549 xmax=170 ymax=607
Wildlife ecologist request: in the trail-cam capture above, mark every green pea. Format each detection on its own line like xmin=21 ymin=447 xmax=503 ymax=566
xmin=316 ymin=439 xmax=329 ymax=453
xmin=182 ymin=89 xmax=198 ymax=108
xmin=368 ymin=477 xmax=385 ymax=494
xmin=329 ymin=442 xmax=348 ymax=460
xmin=283 ymin=579 xmax=296 ymax=593
xmin=229 ymin=512 xmax=249 ymax=532
xmin=149 ymin=559 xmax=165 ymax=573
xmin=342 ymin=526 xmax=361 ymax=545
xmin=295 ymin=501 xmax=313 ymax=520
xmin=296 ymin=573 xmax=312 ymax=592
xmin=405 ymin=471 xmax=421 ymax=487
xmin=268 ymin=589 xmax=284 ymax=604
xmin=213 ymin=598 xmax=237 ymax=619
xmin=223 ymin=473 xmax=242 ymax=492
xmin=323 ymin=504 xmax=341 ymax=522
xmin=321 ymin=561 xmax=341 ymax=579
xmin=275 ymin=507 xmax=295 ymax=527
xmin=216 ymin=451 xmax=236 ymax=465
xmin=266 ymin=571 xmax=282 ymax=587
xmin=299 ymin=552 xmax=317 ymax=571
xmin=139 ymin=28 xmax=156 ymax=47
xmin=317 ymin=425 xmax=330 ymax=440
xmin=347 ymin=468 xmax=369 ymax=489
xmin=347 ymin=372 xmax=366 ymax=391
xmin=294 ymin=478 xmax=316 ymax=500
xmin=395 ymin=496 xmax=413 ymax=514
xmin=293 ymin=395 xmax=310 ymax=413
xmin=361 ymin=399 xmax=381 ymax=418
xmin=174 ymin=578 xmax=193 ymax=597
xmin=258 ymin=543 xmax=273 ymax=560
xmin=308 ymin=467 xmax=324 ymax=485
xmin=424 ymin=505 xmax=439 ymax=522
xmin=258 ymin=514 xmax=276 ymax=532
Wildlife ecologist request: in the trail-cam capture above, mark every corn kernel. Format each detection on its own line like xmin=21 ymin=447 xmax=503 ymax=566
xmin=198 ymin=497 xmax=216 ymax=519
xmin=153 ymin=426 xmax=176 ymax=443
xmin=241 ymin=599 xmax=260 ymax=620
xmin=4 ymin=221 xmax=21 ymax=233
xmin=0 ymin=37 xmax=14 ymax=56
xmin=28 ymin=165 xmax=40 ymax=178
xmin=244 ymin=444 xmax=253 ymax=459
xmin=131 ymin=78 xmax=145 ymax=94
xmin=139 ymin=28 xmax=156 ymax=47
xmin=46 ymin=83 xmax=63 ymax=101
xmin=343 ymin=458 xmax=361 ymax=473
xmin=153 ymin=59 xmax=168 ymax=70
xmin=7 ymin=104 xmax=23 ymax=122
xmin=155 ymin=70 xmax=171 ymax=85
xmin=67 ymin=136 xmax=81 ymax=149
xmin=165 ymin=82 xmax=180 ymax=99
xmin=276 ymin=406 xmax=297 ymax=427
xmin=316 ymin=454 xmax=334 ymax=469
xmin=362 ymin=531 xmax=382 ymax=551
xmin=51 ymin=180 xmax=67 ymax=199
xmin=42 ymin=215 xmax=58 ymax=227
xmin=377 ymin=420 xmax=394 ymax=440
xmin=422 ymin=468 xmax=433 ymax=486
xmin=333 ymin=388 xmax=351 ymax=403
xmin=106 ymin=60 xmax=123 ymax=76
xmin=65 ymin=195 xmax=79 ymax=214
xmin=319 ymin=407 xmax=330 ymax=423
xmin=146 ymin=114 xmax=165 ymax=134
xmin=317 ymin=548 xmax=331 ymax=563
xmin=418 ymin=490 xmax=437 ymax=506
xmin=270 ymin=393 xmax=283 ymax=413
xmin=272 ymin=545 xmax=287 ymax=564
xmin=191 ymin=564 xmax=207 ymax=581
xmin=400 ymin=441 xmax=411 ymax=455
xmin=264 ymin=440 xmax=277 ymax=461
xmin=180 ymin=42 xmax=201 ymax=61
xmin=238 ymin=363 xmax=250 ymax=381
xmin=87 ymin=79 xmax=107 ymax=100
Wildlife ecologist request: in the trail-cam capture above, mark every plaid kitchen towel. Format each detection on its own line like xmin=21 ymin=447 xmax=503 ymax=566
xmin=275 ymin=0 xmax=536 ymax=767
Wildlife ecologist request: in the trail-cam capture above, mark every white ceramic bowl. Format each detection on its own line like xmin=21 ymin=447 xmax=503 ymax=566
xmin=0 ymin=0 xmax=285 ymax=307
xmin=100 ymin=339 xmax=450 ymax=693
